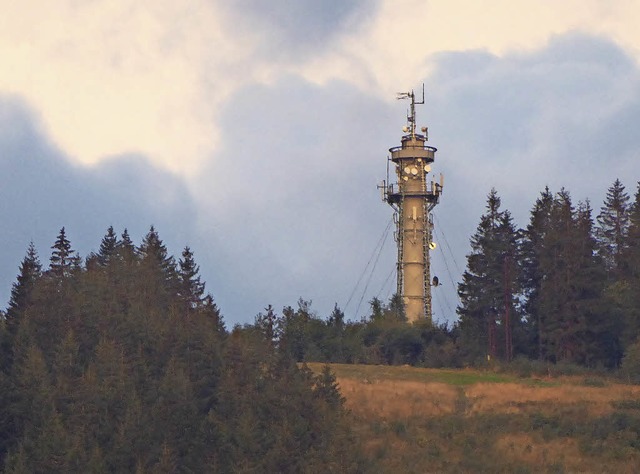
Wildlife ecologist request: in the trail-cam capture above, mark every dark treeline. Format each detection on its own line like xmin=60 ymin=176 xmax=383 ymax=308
xmin=0 ymin=226 xmax=365 ymax=472
xmin=249 ymin=296 xmax=457 ymax=368
xmin=458 ymin=180 xmax=640 ymax=369
xmin=241 ymin=179 xmax=640 ymax=374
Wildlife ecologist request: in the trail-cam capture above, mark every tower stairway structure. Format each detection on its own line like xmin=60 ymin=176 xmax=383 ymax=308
xmin=380 ymin=88 xmax=443 ymax=323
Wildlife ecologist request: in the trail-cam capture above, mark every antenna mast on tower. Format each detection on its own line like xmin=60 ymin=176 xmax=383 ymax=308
xmin=379 ymin=85 xmax=443 ymax=323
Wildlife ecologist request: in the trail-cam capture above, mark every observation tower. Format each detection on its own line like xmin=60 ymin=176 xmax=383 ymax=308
xmin=380 ymin=87 xmax=443 ymax=323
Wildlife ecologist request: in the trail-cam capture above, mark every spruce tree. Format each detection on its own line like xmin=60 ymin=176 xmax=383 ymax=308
xmin=49 ymin=227 xmax=79 ymax=278
xmin=575 ymin=200 xmax=617 ymax=366
xmin=328 ymin=304 xmax=345 ymax=331
xmin=520 ymin=187 xmax=554 ymax=358
xmin=116 ymin=229 xmax=137 ymax=264
xmin=6 ymin=242 xmax=42 ymax=335
xmin=385 ymin=293 xmax=406 ymax=322
xmin=255 ymin=305 xmax=279 ymax=345
xmin=621 ymin=182 xmax=640 ymax=345
xmin=313 ymin=365 xmax=344 ymax=409
xmin=626 ymin=182 xmax=640 ymax=273
xmin=137 ymin=227 xmax=178 ymax=307
xmin=325 ymin=305 xmax=346 ymax=363
xmin=537 ymin=189 xmax=574 ymax=362
xmin=457 ymin=189 xmax=520 ymax=362
xmin=368 ymin=297 xmax=384 ymax=322
xmin=178 ymin=246 xmax=205 ymax=310
xmin=498 ymin=209 xmax=521 ymax=362
xmin=537 ymin=191 xmax=610 ymax=365
xmin=97 ymin=226 xmax=119 ymax=267
xmin=138 ymin=226 xmax=176 ymax=279
xmin=596 ymin=179 xmax=630 ymax=278
xmin=201 ymin=294 xmax=224 ymax=334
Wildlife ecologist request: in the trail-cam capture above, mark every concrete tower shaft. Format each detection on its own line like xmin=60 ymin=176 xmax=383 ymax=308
xmin=381 ymin=89 xmax=443 ymax=323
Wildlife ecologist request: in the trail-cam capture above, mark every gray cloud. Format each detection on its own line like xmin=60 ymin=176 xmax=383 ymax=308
xmin=0 ymin=95 xmax=199 ymax=308
xmin=428 ymin=32 xmax=640 ymax=220
xmin=196 ymin=77 xmax=399 ymax=322
xmin=218 ymin=0 xmax=379 ymax=60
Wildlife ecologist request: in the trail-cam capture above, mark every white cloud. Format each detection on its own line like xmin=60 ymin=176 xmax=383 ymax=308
xmin=1 ymin=0 xmax=640 ymax=179
xmin=0 ymin=1 xmax=255 ymax=175
xmin=296 ymin=0 xmax=640 ymax=97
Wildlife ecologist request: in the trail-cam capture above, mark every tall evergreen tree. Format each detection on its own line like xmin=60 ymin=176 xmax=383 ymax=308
xmin=385 ymin=293 xmax=407 ymax=323
xmin=116 ymin=229 xmax=137 ymax=264
xmin=137 ymin=227 xmax=178 ymax=308
xmin=520 ymin=187 xmax=554 ymax=358
xmin=325 ymin=305 xmax=347 ymax=363
xmin=457 ymin=189 xmax=520 ymax=362
xmin=596 ymin=179 xmax=630 ymax=278
xmin=576 ymin=201 xmax=618 ymax=366
xmin=620 ymin=182 xmax=640 ymax=345
xmin=368 ymin=297 xmax=384 ymax=322
xmin=6 ymin=243 xmax=42 ymax=335
xmin=138 ymin=226 xmax=176 ymax=279
xmin=537 ymin=191 xmax=610 ymax=365
xmin=255 ymin=305 xmax=279 ymax=345
xmin=201 ymin=294 xmax=224 ymax=334
xmin=328 ymin=304 xmax=345 ymax=331
xmin=97 ymin=226 xmax=119 ymax=267
xmin=537 ymin=189 xmax=574 ymax=362
xmin=178 ymin=247 xmax=205 ymax=310
xmin=626 ymin=182 xmax=640 ymax=271
xmin=49 ymin=227 xmax=79 ymax=278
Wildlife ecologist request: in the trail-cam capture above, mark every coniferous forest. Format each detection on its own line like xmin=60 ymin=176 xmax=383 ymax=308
xmin=2 ymin=179 xmax=640 ymax=471
xmin=0 ymin=227 xmax=364 ymax=472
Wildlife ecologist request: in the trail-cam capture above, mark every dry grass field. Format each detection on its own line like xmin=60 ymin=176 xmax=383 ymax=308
xmin=307 ymin=363 xmax=640 ymax=473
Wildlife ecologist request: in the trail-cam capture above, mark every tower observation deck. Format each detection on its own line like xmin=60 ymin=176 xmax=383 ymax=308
xmin=380 ymin=87 xmax=443 ymax=323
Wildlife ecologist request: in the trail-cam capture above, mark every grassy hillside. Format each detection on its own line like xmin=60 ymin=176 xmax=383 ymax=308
xmin=307 ymin=363 xmax=640 ymax=473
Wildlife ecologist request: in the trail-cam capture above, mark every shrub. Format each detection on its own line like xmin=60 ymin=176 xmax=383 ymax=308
xmin=581 ymin=377 xmax=607 ymax=387
xmin=621 ymin=338 xmax=640 ymax=384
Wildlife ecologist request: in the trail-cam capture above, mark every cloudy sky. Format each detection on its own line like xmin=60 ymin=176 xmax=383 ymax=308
xmin=2 ymin=0 xmax=640 ymax=325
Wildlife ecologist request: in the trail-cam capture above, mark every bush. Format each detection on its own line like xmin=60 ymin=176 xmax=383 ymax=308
xmin=499 ymin=356 xmax=550 ymax=378
xmin=612 ymin=400 xmax=640 ymax=410
xmin=422 ymin=340 xmax=462 ymax=368
xmin=581 ymin=377 xmax=607 ymax=387
xmin=621 ymin=339 xmax=640 ymax=384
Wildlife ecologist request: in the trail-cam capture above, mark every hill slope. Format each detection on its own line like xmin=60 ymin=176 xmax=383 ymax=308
xmin=308 ymin=363 xmax=640 ymax=473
